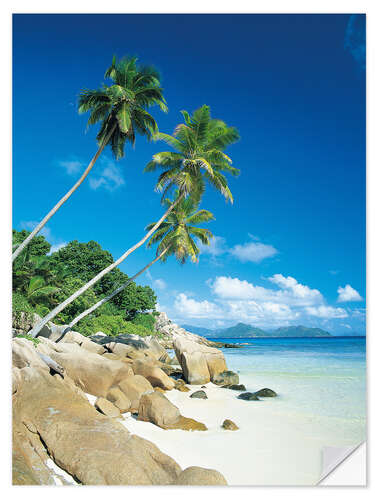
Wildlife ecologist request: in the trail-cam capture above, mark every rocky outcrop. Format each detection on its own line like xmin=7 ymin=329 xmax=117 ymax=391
xmin=212 ymin=370 xmax=239 ymax=386
xmin=35 ymin=338 xmax=134 ymax=397
xmin=138 ymin=392 xmax=207 ymax=431
xmin=106 ymin=386 xmax=132 ymax=413
xmin=132 ymin=359 xmax=175 ymax=390
xmin=174 ymin=337 xmax=227 ymax=384
xmin=254 ymin=388 xmax=277 ymax=397
xmin=13 ymin=338 xmax=50 ymax=371
xmin=190 ymin=390 xmax=207 ymax=399
xmin=138 ymin=392 xmax=180 ymax=428
xmin=155 ymin=312 xmax=220 ymax=348
xmin=222 ymin=419 xmax=239 ymax=431
xmin=95 ymin=397 xmax=121 ymax=418
xmin=117 ymin=374 xmax=154 ymax=411
xmin=173 ymin=466 xmax=227 ymax=485
xmin=59 ymin=330 xmax=106 ymax=355
xmin=13 ymin=366 xmax=182 ymax=485
xmin=224 ymin=384 xmax=246 ymax=391
xmin=238 ymin=392 xmax=260 ymax=401
xmin=12 ymin=334 xmax=229 ymax=485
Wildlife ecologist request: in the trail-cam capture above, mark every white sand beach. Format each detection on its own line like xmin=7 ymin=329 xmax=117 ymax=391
xmin=86 ymin=384 xmax=345 ymax=485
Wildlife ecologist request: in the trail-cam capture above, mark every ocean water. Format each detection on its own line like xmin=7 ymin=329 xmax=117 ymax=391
xmin=211 ymin=336 xmax=366 ymax=445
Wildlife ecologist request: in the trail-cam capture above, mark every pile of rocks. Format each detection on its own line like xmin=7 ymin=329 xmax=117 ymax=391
xmin=12 ymin=333 xmax=227 ymax=486
xmin=154 ymin=312 xmax=219 ymax=348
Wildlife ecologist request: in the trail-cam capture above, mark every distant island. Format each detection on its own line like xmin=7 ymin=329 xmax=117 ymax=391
xmin=181 ymin=323 xmax=332 ymax=338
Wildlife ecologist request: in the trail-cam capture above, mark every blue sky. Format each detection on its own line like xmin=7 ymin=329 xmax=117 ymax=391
xmin=13 ymin=14 xmax=366 ymax=334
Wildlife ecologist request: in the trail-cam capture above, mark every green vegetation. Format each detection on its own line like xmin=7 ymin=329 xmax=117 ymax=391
xmin=62 ymin=193 xmax=215 ymax=330
xmin=15 ymin=334 xmax=40 ymax=347
xmin=12 ymin=229 xmax=158 ymax=336
xmin=77 ymin=315 xmax=162 ymax=338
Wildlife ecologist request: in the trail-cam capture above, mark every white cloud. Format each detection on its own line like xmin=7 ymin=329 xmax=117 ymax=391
xmin=212 ymin=274 xmax=323 ymax=307
xmin=154 ymin=278 xmax=167 ymax=290
xmin=337 ymin=284 xmax=363 ymax=303
xmin=198 ymin=236 xmax=227 ymax=256
xmin=59 ymin=159 xmax=84 ymax=176
xmin=305 ymin=305 xmax=348 ymax=319
xmin=174 ymin=293 xmax=221 ymax=318
xmin=230 ymin=242 xmax=278 ymax=263
xmin=48 ymin=242 xmax=67 ymax=255
xmin=198 ymin=235 xmax=278 ymax=265
xmin=146 ymin=270 xmax=167 ymax=291
xmin=166 ymin=273 xmax=353 ymax=329
xmin=268 ymin=274 xmax=322 ymax=302
xmin=89 ymin=157 xmax=125 ymax=192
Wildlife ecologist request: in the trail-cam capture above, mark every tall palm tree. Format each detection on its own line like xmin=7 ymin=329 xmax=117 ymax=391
xmin=145 ymin=104 xmax=240 ymax=203
xmin=67 ymin=195 xmax=214 ymax=331
xmin=28 ymin=106 xmax=238 ymax=338
xmin=12 ymin=56 xmax=167 ymax=262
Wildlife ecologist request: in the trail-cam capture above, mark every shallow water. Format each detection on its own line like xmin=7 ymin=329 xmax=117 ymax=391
xmin=213 ymin=336 xmax=366 ymax=445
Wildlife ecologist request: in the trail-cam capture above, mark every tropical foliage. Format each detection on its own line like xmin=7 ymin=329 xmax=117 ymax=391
xmin=62 ymin=196 xmax=214 ymax=330
xmin=12 ymin=230 xmax=157 ymax=335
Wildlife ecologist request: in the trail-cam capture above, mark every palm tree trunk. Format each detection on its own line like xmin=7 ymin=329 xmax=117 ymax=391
xmin=67 ymin=246 xmax=169 ymax=331
xmin=12 ymin=125 xmax=116 ymax=262
xmin=28 ymin=194 xmax=183 ymax=337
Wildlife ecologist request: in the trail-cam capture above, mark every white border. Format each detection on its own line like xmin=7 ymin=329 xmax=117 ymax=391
xmin=1 ymin=1 xmax=372 ymax=498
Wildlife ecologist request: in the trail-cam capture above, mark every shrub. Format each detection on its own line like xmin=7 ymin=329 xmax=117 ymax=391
xmin=15 ymin=334 xmax=40 ymax=346
xmin=76 ymin=314 xmax=156 ymax=337
xmin=132 ymin=312 xmax=156 ymax=331
xmin=35 ymin=304 xmax=50 ymax=317
xmin=12 ymin=292 xmax=34 ymax=314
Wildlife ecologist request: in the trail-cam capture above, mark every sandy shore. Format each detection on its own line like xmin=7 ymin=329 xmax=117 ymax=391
xmin=87 ymin=383 xmax=333 ymax=485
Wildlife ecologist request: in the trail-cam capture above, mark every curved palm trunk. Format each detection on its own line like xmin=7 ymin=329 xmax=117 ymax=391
xmin=28 ymin=194 xmax=183 ymax=338
xmin=12 ymin=125 xmax=116 ymax=262
xmin=68 ymin=246 xmax=169 ymax=330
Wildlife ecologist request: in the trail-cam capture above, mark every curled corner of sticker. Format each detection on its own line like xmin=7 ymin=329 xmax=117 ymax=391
xmin=318 ymin=442 xmax=366 ymax=484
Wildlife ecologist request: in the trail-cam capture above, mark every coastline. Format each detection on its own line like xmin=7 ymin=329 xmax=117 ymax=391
xmin=85 ymin=381 xmax=358 ymax=485
xmin=12 ymin=322 xmax=365 ymax=485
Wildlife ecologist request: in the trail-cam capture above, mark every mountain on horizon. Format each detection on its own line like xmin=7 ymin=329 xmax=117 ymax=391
xmin=181 ymin=322 xmax=332 ymax=338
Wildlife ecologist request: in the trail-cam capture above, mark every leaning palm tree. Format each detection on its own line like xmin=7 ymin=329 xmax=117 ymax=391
xmin=67 ymin=195 xmax=214 ymax=330
xmin=12 ymin=56 xmax=167 ymax=262
xmin=28 ymin=106 xmax=238 ymax=337
xmin=145 ymin=104 xmax=240 ymax=203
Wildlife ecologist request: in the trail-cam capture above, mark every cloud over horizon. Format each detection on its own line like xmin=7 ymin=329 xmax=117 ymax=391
xmin=167 ymin=273 xmax=352 ymax=329
xmin=337 ymin=284 xmax=363 ymax=303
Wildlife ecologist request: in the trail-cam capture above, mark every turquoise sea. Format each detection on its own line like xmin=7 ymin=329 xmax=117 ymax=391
xmin=210 ymin=336 xmax=366 ymax=445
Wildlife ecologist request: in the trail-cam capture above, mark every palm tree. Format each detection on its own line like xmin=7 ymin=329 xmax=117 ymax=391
xmin=25 ymin=276 xmax=60 ymax=307
xmin=67 ymin=195 xmax=214 ymax=331
xmin=145 ymin=195 xmax=214 ymax=263
xmin=28 ymin=106 xmax=238 ymax=338
xmin=12 ymin=56 xmax=167 ymax=262
xmin=145 ymin=104 xmax=240 ymax=203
